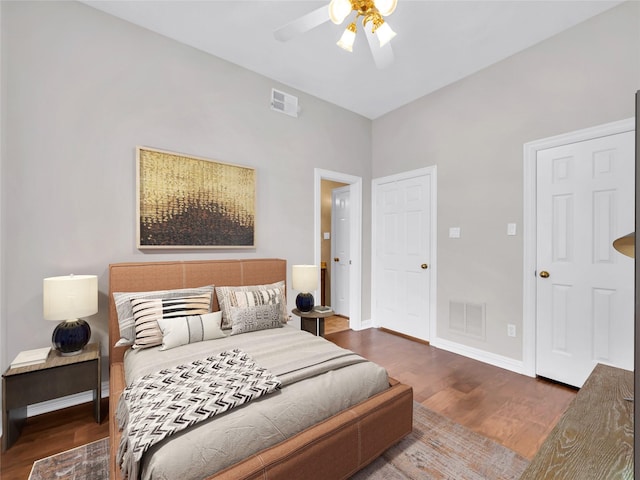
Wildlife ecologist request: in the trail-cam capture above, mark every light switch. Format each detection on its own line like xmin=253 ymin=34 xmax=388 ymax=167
xmin=323 ymin=232 xmax=331 ymax=240
xmin=449 ymin=227 xmax=461 ymax=238
xmin=507 ymin=223 xmax=517 ymax=236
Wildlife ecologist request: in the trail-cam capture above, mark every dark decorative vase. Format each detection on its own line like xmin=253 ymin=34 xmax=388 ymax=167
xmin=52 ymin=319 xmax=91 ymax=356
xmin=296 ymin=293 xmax=314 ymax=313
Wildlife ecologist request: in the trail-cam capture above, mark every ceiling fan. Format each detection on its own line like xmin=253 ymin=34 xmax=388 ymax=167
xmin=274 ymin=0 xmax=399 ymax=69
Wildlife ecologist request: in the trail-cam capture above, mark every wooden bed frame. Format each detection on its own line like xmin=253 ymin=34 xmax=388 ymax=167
xmin=109 ymin=259 xmax=413 ymax=480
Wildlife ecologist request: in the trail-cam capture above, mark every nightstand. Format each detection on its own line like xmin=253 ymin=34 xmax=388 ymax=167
xmin=293 ymin=308 xmax=334 ymax=337
xmin=2 ymin=342 xmax=101 ymax=451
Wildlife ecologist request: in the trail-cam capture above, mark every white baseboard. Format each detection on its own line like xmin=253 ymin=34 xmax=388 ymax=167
xmin=27 ymin=380 xmax=110 ymax=417
xmin=0 ymin=380 xmax=110 ymax=437
xmin=353 ymin=318 xmax=372 ymax=330
xmin=336 ymin=323 xmax=528 ymax=376
xmin=430 ymin=337 xmax=530 ymax=376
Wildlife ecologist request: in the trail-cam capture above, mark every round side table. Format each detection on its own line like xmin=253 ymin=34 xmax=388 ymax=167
xmin=292 ymin=307 xmax=334 ymax=337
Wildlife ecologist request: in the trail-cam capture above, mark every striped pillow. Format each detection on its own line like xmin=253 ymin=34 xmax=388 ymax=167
xmin=113 ymin=286 xmax=214 ymax=347
xmin=216 ymin=281 xmax=287 ymax=329
xmin=131 ymin=294 xmax=212 ymax=349
xmin=157 ymin=312 xmax=225 ymax=350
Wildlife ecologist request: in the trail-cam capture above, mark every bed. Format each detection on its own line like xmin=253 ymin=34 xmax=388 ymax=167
xmin=108 ymin=258 xmax=413 ymax=480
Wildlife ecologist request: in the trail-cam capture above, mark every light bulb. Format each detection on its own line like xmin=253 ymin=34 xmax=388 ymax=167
xmin=376 ymin=21 xmax=396 ymax=47
xmin=337 ymin=23 xmax=357 ymax=52
xmin=374 ymin=0 xmax=398 ymax=17
xmin=329 ymin=0 xmax=352 ymax=24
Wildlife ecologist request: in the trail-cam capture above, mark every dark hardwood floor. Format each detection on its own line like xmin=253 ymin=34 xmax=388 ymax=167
xmin=1 ymin=398 xmax=109 ymax=480
xmin=327 ymin=328 xmax=577 ymax=459
xmin=324 ymin=315 xmax=350 ymax=335
xmin=0 ymin=328 xmax=576 ymax=479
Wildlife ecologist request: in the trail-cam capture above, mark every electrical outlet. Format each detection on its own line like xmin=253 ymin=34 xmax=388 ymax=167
xmin=507 ymin=324 xmax=516 ymax=337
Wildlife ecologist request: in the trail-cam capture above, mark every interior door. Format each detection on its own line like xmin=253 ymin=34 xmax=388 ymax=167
xmin=536 ymin=131 xmax=634 ymax=387
xmin=373 ymin=170 xmax=433 ymax=341
xmin=331 ymin=185 xmax=350 ymax=316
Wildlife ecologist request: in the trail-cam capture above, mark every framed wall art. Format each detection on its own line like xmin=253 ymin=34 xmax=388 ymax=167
xmin=136 ymin=147 xmax=256 ymax=249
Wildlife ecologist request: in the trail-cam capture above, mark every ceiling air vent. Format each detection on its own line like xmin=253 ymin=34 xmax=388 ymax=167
xmin=270 ymin=88 xmax=298 ymax=118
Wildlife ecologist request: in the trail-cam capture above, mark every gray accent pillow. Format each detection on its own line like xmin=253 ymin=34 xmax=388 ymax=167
xmin=113 ymin=286 xmax=214 ymax=347
xmin=229 ymin=303 xmax=283 ymax=336
xmin=216 ymin=281 xmax=286 ymax=329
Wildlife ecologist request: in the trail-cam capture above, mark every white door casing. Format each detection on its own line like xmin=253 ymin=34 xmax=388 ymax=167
xmin=372 ymin=166 xmax=437 ymax=341
xmin=522 ymin=118 xmax=635 ymax=380
xmin=314 ymin=169 xmax=362 ymax=330
xmin=535 ymin=131 xmax=634 ymax=387
xmin=331 ymin=186 xmax=350 ymax=316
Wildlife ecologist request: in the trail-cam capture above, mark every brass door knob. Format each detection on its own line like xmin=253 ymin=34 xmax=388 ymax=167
xmin=421 ymin=264 xmax=428 ymax=269
xmin=539 ymin=271 xmax=550 ymax=278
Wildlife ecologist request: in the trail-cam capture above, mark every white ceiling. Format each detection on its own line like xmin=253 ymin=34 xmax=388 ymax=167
xmin=82 ymin=0 xmax=623 ymax=119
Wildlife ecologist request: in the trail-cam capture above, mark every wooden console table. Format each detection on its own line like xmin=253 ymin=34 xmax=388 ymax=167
xmin=520 ymin=363 xmax=633 ymax=479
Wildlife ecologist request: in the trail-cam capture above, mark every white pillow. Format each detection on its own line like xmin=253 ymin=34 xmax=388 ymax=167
xmin=131 ymin=293 xmax=212 ymax=349
xmin=157 ymin=312 xmax=225 ymax=350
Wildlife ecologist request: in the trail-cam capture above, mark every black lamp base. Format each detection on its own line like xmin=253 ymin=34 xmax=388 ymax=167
xmin=52 ymin=319 xmax=91 ymax=356
xmin=295 ymin=293 xmax=314 ymax=313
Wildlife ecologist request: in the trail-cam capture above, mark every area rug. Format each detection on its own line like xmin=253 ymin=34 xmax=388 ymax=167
xmin=29 ymin=403 xmax=528 ymax=480
xmin=351 ymin=402 xmax=529 ymax=479
xmin=28 ymin=437 xmax=109 ymax=480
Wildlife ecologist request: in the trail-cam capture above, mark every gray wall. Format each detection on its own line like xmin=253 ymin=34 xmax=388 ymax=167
xmin=1 ymin=0 xmax=639 ymax=386
xmin=0 ymin=1 xmax=372 ymax=375
xmin=372 ymin=1 xmax=640 ymax=360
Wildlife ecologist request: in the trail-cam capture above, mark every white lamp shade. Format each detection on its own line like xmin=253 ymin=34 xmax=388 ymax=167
xmin=337 ymin=26 xmax=357 ymax=52
xmin=43 ymin=274 xmax=98 ymax=321
xmin=329 ymin=0 xmax=352 ymax=24
xmin=376 ymin=21 xmax=397 ymax=47
xmin=374 ymin=0 xmax=398 ymax=17
xmin=292 ymin=265 xmax=318 ymax=293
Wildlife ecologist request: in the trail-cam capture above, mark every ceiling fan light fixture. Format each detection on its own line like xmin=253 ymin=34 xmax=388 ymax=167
xmin=337 ymin=22 xmax=357 ymax=52
xmin=373 ymin=0 xmax=398 ymax=17
xmin=329 ymin=0 xmax=353 ymax=24
xmin=375 ymin=20 xmax=396 ymax=47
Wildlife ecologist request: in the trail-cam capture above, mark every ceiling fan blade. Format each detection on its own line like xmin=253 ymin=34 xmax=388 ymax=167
xmin=364 ymin=27 xmax=394 ymax=69
xmin=274 ymin=5 xmax=331 ymax=42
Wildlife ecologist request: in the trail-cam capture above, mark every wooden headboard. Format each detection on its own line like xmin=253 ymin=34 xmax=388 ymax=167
xmin=108 ymin=259 xmax=286 ymax=364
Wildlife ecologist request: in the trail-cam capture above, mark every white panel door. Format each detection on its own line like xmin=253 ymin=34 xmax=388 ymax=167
xmin=374 ymin=172 xmax=432 ymax=341
xmin=536 ymin=131 xmax=634 ymax=387
xmin=331 ymin=186 xmax=350 ymax=316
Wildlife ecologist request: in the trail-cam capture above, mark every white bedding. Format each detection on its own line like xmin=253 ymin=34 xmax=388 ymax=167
xmin=123 ymin=325 xmax=389 ymax=480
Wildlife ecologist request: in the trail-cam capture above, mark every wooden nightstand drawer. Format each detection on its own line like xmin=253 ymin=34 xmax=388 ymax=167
xmin=4 ymin=362 xmax=99 ymax=408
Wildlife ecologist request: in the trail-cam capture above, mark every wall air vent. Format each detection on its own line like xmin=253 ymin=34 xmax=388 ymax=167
xmin=270 ymin=88 xmax=298 ymax=118
xmin=449 ymin=300 xmax=486 ymax=340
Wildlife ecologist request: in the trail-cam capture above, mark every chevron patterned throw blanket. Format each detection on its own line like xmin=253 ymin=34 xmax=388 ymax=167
xmin=116 ymin=349 xmax=281 ymax=480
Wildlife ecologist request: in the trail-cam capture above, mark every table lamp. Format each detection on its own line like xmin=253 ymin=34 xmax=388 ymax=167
xmin=43 ymin=274 xmax=98 ymax=356
xmin=292 ymin=265 xmax=318 ymax=313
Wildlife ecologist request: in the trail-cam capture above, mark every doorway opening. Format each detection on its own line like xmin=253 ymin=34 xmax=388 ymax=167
xmin=321 ymin=179 xmax=349 ymax=334
xmin=314 ymin=169 xmax=363 ymax=331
